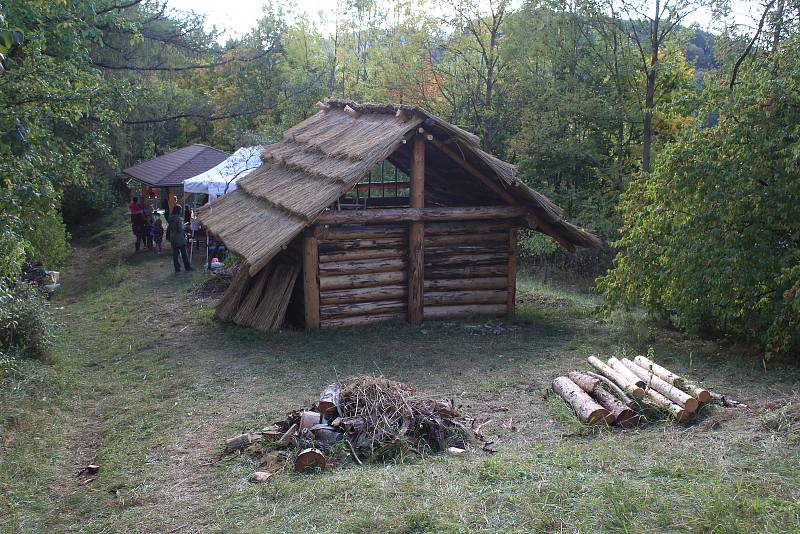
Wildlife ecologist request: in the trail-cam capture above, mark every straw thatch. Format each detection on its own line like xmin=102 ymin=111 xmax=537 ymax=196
xmin=199 ymin=100 xmax=600 ymax=276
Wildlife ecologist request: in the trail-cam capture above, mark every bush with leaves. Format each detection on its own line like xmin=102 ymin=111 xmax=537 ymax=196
xmin=598 ymin=46 xmax=800 ymax=359
xmin=0 ymin=282 xmax=54 ymax=361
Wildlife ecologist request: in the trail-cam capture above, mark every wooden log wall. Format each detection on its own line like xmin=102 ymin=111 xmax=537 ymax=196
xmin=315 ymin=224 xmax=409 ymax=328
xmin=422 ymin=220 xmax=513 ymax=320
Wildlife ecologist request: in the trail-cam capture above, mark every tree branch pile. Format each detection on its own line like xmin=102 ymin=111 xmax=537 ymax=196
xmin=552 ymin=355 xmax=746 ymax=427
xmin=224 ymin=375 xmax=483 ymax=479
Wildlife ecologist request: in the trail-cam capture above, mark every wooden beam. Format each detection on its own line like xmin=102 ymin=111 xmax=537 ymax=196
xmin=408 ymin=134 xmax=425 ymax=324
xmin=303 ymin=235 xmax=320 ymax=329
xmin=315 ymin=206 xmax=527 ymax=225
xmin=507 ymin=228 xmax=518 ymax=315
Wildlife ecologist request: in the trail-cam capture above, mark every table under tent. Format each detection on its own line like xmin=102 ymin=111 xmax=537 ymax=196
xmin=182 ymin=146 xmax=263 ymax=266
xmin=122 ymin=143 xmax=230 ymax=220
xmin=198 ymin=100 xmax=601 ymax=331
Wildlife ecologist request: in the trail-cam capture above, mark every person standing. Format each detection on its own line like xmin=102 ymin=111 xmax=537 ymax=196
xmin=128 ymin=196 xmax=145 ymax=252
xmin=167 ymin=205 xmax=193 ymax=273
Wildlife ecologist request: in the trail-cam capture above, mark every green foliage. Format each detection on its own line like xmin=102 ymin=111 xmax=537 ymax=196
xmin=25 ymin=212 xmax=70 ymax=270
xmin=0 ymin=282 xmax=54 ymax=360
xmin=598 ymin=34 xmax=800 ymax=358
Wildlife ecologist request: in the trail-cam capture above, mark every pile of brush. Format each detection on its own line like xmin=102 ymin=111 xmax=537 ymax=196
xmin=552 ymin=355 xmax=745 ymax=427
xmin=193 ymin=262 xmax=239 ymax=298
xmin=224 ymin=375 xmax=478 ymax=479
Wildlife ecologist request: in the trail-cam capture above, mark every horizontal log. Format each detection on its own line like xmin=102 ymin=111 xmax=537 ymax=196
xmin=621 ymin=358 xmax=699 ymax=413
xmin=552 ymin=376 xmax=611 ymax=425
xmin=320 ymin=313 xmax=404 ymax=328
xmin=424 ymin=290 xmax=507 ymax=306
xmin=587 ymin=356 xmax=645 ymax=399
xmin=423 ymin=277 xmax=508 ymax=291
xmin=424 ymin=221 xmax=514 ymax=236
xmin=319 ymin=271 xmax=407 ymax=291
xmin=318 ymin=257 xmax=407 ymax=275
xmin=424 ymin=253 xmax=508 ymax=268
xmin=424 ymin=232 xmax=510 ymax=246
xmin=608 ymin=357 xmax=646 ymax=388
xmin=315 ymin=206 xmax=527 ymax=225
xmin=318 ymin=237 xmax=407 ymax=252
xmin=320 ymin=300 xmax=406 ymax=318
xmin=425 ymin=265 xmax=507 ymax=279
xmin=314 ymin=224 xmax=407 ymax=240
xmin=422 ymin=304 xmax=508 ymax=319
xmin=320 ymin=285 xmax=407 ymax=305
xmin=425 ymin=243 xmax=509 ymax=256
xmin=319 ymin=247 xmax=406 ymax=263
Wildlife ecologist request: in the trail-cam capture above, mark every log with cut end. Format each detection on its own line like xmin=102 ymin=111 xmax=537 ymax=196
xmin=643 ymin=387 xmax=687 ymax=422
xmin=591 ymin=388 xmax=636 ymax=427
xmin=608 ymin=357 xmax=646 ymax=388
xmin=621 ymin=358 xmax=699 ymax=413
xmin=294 ymin=448 xmax=329 ymax=471
xmin=552 ymin=376 xmax=611 ymax=424
xmin=567 ymin=370 xmax=600 ymax=392
xmin=587 ymin=356 xmax=645 ymax=399
xmin=680 ymin=379 xmax=712 ymax=403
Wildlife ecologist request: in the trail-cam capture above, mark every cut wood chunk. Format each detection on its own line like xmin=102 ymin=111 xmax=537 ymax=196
xmin=633 ymin=355 xmax=685 ymax=388
xmin=591 ymin=388 xmax=635 ymax=427
xmin=224 ymin=432 xmax=261 ymax=454
xmin=318 ymin=384 xmax=341 ymax=417
xmin=295 ymin=448 xmax=329 ymax=471
xmin=249 ymin=471 xmax=273 ymax=483
xmin=587 ymin=356 xmax=645 ymax=399
xmin=552 ymin=376 xmax=611 ymax=424
xmin=567 ymin=370 xmax=600 ymax=392
xmin=644 ymin=388 xmax=687 ymax=422
xmin=621 ymin=358 xmax=699 ymax=413
xmin=607 ymin=357 xmax=646 ymax=388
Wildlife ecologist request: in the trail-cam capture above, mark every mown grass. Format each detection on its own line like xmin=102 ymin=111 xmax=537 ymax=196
xmin=1 ymin=211 xmax=799 ymax=533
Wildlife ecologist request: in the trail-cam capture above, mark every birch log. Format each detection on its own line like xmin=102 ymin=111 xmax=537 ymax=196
xmin=552 ymin=376 xmax=611 ymax=424
xmin=621 ymin=358 xmax=699 ymax=413
xmin=587 ymin=356 xmax=645 ymax=399
xmin=632 ymin=355 xmax=683 ymax=386
xmin=608 ymin=357 xmax=646 ymax=388
xmin=643 ymin=388 xmax=687 ymax=422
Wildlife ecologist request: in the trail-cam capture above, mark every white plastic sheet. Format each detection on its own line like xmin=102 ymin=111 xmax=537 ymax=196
xmin=183 ymin=145 xmax=262 ymax=197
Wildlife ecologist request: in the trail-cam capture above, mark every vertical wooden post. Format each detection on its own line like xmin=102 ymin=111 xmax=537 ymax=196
xmin=408 ymin=135 xmax=425 ymax=324
xmin=303 ymin=233 xmax=320 ymax=329
xmin=507 ymin=228 xmax=518 ymax=315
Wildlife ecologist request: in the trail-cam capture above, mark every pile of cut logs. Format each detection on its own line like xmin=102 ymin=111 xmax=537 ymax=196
xmin=552 ymin=355 xmax=732 ymax=426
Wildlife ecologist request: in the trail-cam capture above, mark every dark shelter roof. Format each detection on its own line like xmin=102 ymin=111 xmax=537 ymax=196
xmin=123 ymin=144 xmax=230 ymax=188
xmin=199 ymin=100 xmax=602 ymax=276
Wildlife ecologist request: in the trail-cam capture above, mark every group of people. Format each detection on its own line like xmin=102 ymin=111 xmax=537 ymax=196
xmin=128 ymin=196 xmax=193 ymax=273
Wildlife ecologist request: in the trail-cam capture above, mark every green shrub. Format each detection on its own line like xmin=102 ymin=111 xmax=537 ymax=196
xmin=0 ymin=282 xmax=54 ymax=360
xmin=25 ymin=211 xmax=70 ymax=271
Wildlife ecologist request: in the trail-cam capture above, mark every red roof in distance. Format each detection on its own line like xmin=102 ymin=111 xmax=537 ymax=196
xmin=123 ymin=144 xmax=230 ymax=188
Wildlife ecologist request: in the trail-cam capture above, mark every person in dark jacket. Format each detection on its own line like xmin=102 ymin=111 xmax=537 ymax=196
xmin=167 ymin=205 xmax=193 ymax=273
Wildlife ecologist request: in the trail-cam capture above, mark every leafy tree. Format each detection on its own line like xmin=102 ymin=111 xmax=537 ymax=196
xmin=598 ymin=16 xmax=800 ymax=358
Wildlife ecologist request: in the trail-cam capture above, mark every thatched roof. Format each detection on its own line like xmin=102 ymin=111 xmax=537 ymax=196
xmin=199 ymin=100 xmax=601 ymax=275
xmin=123 ymin=144 xmax=230 ymax=188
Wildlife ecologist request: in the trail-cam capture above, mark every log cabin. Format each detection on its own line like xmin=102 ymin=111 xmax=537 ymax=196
xmin=198 ymin=100 xmax=601 ymax=330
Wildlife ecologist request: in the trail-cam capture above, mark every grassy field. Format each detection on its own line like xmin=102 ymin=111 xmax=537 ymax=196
xmin=1 ymin=214 xmax=799 ymax=533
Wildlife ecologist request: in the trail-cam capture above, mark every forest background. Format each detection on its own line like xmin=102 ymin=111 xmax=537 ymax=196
xmin=1 ymin=0 xmax=798 ymax=358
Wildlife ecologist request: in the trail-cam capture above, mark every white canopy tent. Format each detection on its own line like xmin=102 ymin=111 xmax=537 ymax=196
xmin=183 ymin=145 xmax=263 ymax=201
